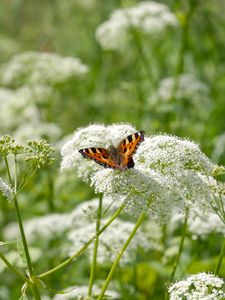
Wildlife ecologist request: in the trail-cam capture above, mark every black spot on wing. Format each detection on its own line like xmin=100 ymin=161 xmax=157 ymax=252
xmin=127 ymin=135 xmax=133 ymax=143
xmin=91 ymin=148 xmax=97 ymax=153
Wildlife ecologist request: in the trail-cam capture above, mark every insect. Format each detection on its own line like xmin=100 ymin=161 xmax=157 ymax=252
xmin=79 ymin=130 xmax=145 ymax=171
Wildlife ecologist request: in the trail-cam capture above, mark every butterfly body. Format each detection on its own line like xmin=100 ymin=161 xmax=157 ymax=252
xmin=79 ymin=130 xmax=144 ymax=171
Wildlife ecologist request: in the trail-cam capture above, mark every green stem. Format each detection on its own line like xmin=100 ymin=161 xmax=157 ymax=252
xmin=37 ymin=201 xmax=126 ymax=279
xmin=97 ymin=212 xmax=145 ymax=300
xmin=31 ymin=285 xmax=42 ymax=300
xmin=13 ymin=195 xmax=33 ymax=276
xmin=0 ymin=250 xmax=27 ymax=282
xmin=88 ymin=194 xmax=103 ymax=298
xmin=215 ymin=239 xmax=225 ymax=275
xmin=13 ymin=155 xmax=33 ymax=276
xmin=170 ymin=209 xmax=189 ymax=282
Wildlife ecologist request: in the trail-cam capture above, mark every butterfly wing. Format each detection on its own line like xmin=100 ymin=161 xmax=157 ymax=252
xmin=118 ymin=130 xmax=145 ymax=159
xmin=79 ymin=147 xmax=118 ymax=169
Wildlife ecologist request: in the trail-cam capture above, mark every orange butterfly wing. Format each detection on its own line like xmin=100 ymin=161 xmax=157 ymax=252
xmin=79 ymin=147 xmax=118 ymax=169
xmin=118 ymin=130 xmax=145 ymax=158
xmin=79 ymin=131 xmax=145 ymax=171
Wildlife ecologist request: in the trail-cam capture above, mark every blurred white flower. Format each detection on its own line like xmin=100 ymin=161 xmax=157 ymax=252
xmin=16 ymin=84 xmax=58 ymax=105
xmin=0 ymin=87 xmax=16 ymax=103
xmin=52 ymin=284 xmax=120 ymax=300
xmin=156 ymin=74 xmax=209 ymax=102
xmin=60 ymin=123 xmax=223 ymax=223
xmin=0 ymin=87 xmax=40 ymax=132
xmin=0 ymin=247 xmax=41 ymax=273
xmin=96 ymin=1 xmax=177 ymax=50
xmin=68 ymin=218 xmax=156 ymax=265
xmin=69 ymin=196 xmax=123 ymax=226
xmin=4 ymin=213 xmax=70 ymax=243
xmin=188 ymin=207 xmax=225 ymax=238
xmin=153 ymin=73 xmax=212 ymax=118
xmin=0 ymin=178 xmax=13 ymax=201
xmin=14 ymin=121 xmax=62 ymax=143
xmin=168 ymin=272 xmax=225 ymax=300
xmin=0 ymin=51 xmax=89 ymax=87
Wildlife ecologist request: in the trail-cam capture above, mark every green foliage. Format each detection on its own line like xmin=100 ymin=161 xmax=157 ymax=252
xmin=0 ymin=0 xmax=225 ymax=299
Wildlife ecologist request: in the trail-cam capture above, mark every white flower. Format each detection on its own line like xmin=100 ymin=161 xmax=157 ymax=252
xmin=4 ymin=213 xmax=71 ymax=242
xmin=0 ymin=87 xmax=40 ymax=132
xmin=0 ymin=87 xmax=16 ymax=103
xmin=0 ymin=178 xmax=13 ymax=201
xmin=14 ymin=121 xmax=62 ymax=143
xmin=16 ymin=84 xmax=58 ymax=105
xmin=68 ymin=217 xmax=156 ymax=265
xmin=69 ymin=196 xmax=123 ymax=226
xmin=0 ymin=51 xmax=89 ymax=87
xmin=156 ymin=74 xmax=209 ymax=102
xmin=153 ymin=74 xmax=212 ymax=118
xmin=61 ymin=123 xmax=136 ymax=180
xmin=52 ymin=285 xmax=120 ymax=300
xmin=168 ymin=272 xmax=225 ymax=300
xmin=96 ymin=1 xmax=178 ymax=50
xmin=60 ymin=124 xmax=222 ymax=223
xmin=188 ymin=207 xmax=225 ymax=238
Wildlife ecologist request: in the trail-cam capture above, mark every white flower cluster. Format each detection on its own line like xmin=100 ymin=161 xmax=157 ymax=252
xmin=154 ymin=73 xmax=211 ymax=117
xmin=0 ymin=51 xmax=89 ymax=87
xmin=188 ymin=207 xmax=225 ymax=238
xmin=68 ymin=217 xmax=156 ymax=265
xmin=61 ymin=123 xmax=223 ymax=223
xmin=0 ymin=177 xmax=13 ymax=201
xmin=61 ymin=123 xmax=136 ymax=180
xmin=168 ymin=272 xmax=225 ymax=300
xmin=4 ymin=213 xmax=71 ymax=243
xmin=0 ymin=87 xmax=62 ymax=142
xmin=52 ymin=284 xmax=120 ymax=300
xmin=96 ymin=1 xmax=178 ymax=50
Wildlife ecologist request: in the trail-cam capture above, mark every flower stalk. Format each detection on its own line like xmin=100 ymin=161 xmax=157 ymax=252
xmin=97 ymin=212 xmax=145 ymax=300
xmin=88 ymin=193 xmax=103 ymax=297
xmin=170 ymin=208 xmax=189 ymax=282
xmin=37 ymin=201 xmax=126 ymax=279
xmin=215 ymin=239 xmax=225 ymax=276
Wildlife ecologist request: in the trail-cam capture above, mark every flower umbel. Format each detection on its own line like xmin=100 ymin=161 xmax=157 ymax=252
xmin=61 ymin=123 xmax=223 ymax=223
xmin=0 ymin=177 xmax=13 ymax=201
xmin=26 ymin=140 xmax=55 ymax=168
xmin=168 ymin=272 xmax=225 ymax=300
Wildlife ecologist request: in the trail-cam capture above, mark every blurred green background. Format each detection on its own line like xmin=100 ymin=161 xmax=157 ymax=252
xmin=0 ymin=0 xmax=225 ymax=299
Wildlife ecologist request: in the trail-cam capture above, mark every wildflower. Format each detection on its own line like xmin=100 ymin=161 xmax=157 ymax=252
xmin=68 ymin=218 xmax=155 ymax=265
xmin=156 ymin=74 xmax=210 ymax=103
xmin=168 ymin=272 xmax=225 ymax=300
xmin=61 ymin=123 xmax=136 ymax=181
xmin=61 ymin=123 xmax=223 ymax=223
xmin=0 ymin=51 xmax=89 ymax=87
xmin=188 ymin=208 xmax=225 ymax=238
xmin=14 ymin=122 xmax=62 ymax=144
xmin=4 ymin=213 xmax=70 ymax=243
xmin=26 ymin=140 xmax=55 ymax=168
xmin=0 ymin=87 xmax=40 ymax=132
xmin=0 ymin=178 xmax=13 ymax=201
xmin=96 ymin=1 xmax=177 ymax=50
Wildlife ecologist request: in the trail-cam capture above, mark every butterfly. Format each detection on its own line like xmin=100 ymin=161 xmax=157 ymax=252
xmin=79 ymin=130 xmax=145 ymax=171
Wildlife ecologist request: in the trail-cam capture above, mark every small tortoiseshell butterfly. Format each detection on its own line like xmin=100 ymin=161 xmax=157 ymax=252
xmin=79 ymin=130 xmax=145 ymax=171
